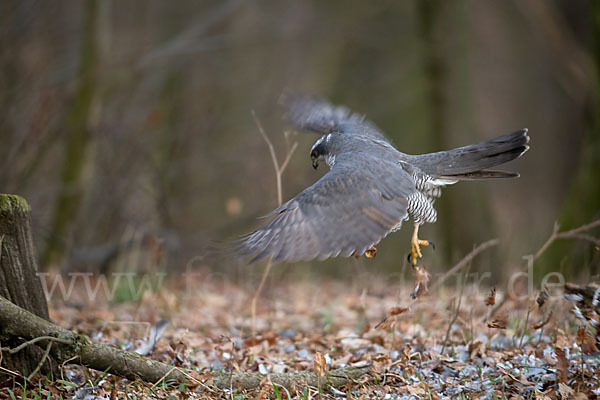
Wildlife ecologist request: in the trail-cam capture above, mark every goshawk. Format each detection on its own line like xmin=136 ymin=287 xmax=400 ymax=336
xmin=238 ymin=94 xmax=529 ymax=265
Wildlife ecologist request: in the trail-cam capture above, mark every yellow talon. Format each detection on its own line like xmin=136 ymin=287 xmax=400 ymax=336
xmin=409 ymin=225 xmax=432 ymax=265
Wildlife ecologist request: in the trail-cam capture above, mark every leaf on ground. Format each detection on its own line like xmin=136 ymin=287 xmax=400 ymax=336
xmin=314 ymin=351 xmax=326 ymax=376
xmin=558 ymin=382 xmax=574 ymax=399
xmin=410 ymin=265 xmax=430 ymax=300
xmin=468 ymin=340 xmax=486 ymax=359
xmin=555 ymin=347 xmax=569 ymax=383
xmin=388 ymin=306 xmax=409 ymax=316
xmin=572 ymin=393 xmax=589 ymax=400
xmin=487 ymin=315 xmax=507 ymax=329
xmin=484 ymin=286 xmax=496 ymax=306
xmin=576 ymin=327 xmax=598 ymax=354
xmin=532 ymin=311 xmax=553 ymax=330
xmin=537 ymin=285 xmax=549 ymax=308
xmin=375 ymin=316 xmax=397 ymax=331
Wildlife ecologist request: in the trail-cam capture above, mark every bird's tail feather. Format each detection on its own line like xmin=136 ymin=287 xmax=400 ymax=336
xmin=442 ymin=170 xmax=519 ymax=180
xmin=409 ymin=129 xmax=529 ymax=178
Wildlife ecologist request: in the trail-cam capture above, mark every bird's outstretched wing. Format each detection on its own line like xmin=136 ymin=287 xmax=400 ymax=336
xmin=280 ymin=92 xmax=391 ymax=143
xmin=236 ymin=153 xmax=415 ymax=263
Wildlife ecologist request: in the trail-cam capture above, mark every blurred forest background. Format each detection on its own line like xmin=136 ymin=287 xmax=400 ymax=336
xmin=1 ymin=0 xmax=598 ymax=287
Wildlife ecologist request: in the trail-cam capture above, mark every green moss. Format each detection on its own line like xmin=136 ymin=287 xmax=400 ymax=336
xmin=0 ymin=194 xmax=31 ymax=215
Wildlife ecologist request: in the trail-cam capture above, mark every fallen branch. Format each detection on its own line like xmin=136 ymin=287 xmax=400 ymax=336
xmin=0 ymin=295 xmax=367 ymax=390
xmin=1 ymin=336 xmax=72 ymax=354
xmin=219 ymin=367 xmax=367 ymax=391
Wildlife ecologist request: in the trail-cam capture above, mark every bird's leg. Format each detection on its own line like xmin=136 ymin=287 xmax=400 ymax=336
xmin=409 ymin=224 xmax=433 ymax=265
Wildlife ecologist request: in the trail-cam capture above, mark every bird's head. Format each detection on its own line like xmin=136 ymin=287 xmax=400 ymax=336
xmin=310 ymin=135 xmax=330 ymax=170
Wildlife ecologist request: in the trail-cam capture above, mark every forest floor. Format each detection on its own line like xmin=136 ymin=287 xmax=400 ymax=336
xmin=0 ymin=268 xmax=598 ymax=400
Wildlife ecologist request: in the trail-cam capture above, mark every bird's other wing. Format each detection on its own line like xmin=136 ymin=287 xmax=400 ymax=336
xmin=280 ymin=92 xmax=391 ymax=143
xmin=236 ymin=153 xmax=415 ymax=263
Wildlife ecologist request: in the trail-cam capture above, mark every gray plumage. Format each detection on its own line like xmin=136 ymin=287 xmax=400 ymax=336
xmin=236 ymin=94 xmax=530 ymax=263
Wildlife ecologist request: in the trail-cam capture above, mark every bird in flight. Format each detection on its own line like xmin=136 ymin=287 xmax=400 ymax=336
xmin=237 ymin=93 xmax=529 ymax=265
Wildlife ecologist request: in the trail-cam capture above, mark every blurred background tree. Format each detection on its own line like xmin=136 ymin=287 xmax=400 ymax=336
xmin=0 ymin=0 xmax=597 ymax=284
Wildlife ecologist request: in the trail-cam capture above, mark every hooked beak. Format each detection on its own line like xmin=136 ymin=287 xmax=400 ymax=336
xmin=312 ymin=160 xmax=319 ymax=170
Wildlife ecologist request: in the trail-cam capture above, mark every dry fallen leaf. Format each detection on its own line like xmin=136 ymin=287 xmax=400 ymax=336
xmin=410 ymin=265 xmax=430 ymax=299
xmin=402 ymin=344 xmax=412 ymax=362
xmin=534 ymin=388 xmax=553 ymax=400
xmin=558 ymin=382 xmax=574 ymax=399
xmin=555 ymin=347 xmax=569 ymax=383
xmin=537 ymin=285 xmax=549 ymax=308
xmin=576 ymin=327 xmax=598 ymax=354
xmin=314 ymin=351 xmax=326 ymax=377
xmin=375 ymin=316 xmax=397 ymax=330
xmin=532 ymin=311 xmax=553 ymax=330
xmin=406 ymin=383 xmax=426 ymax=396
xmin=572 ymin=393 xmax=589 ymax=400
xmin=468 ymin=340 xmax=486 ymax=360
xmin=485 ymin=286 xmax=496 ymax=306
xmin=388 ymin=306 xmax=409 ymax=316
xmin=487 ymin=315 xmax=508 ymax=329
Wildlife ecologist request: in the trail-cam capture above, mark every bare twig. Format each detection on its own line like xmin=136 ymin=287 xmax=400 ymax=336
xmin=149 ymin=366 xmax=177 ymax=389
xmin=490 ymin=218 xmax=600 ymax=318
xmin=431 ymin=238 xmax=499 ymax=292
xmin=1 ymin=336 xmax=72 ymax=354
xmin=0 ymin=365 xmax=19 ymax=377
xmin=27 ymin=341 xmax=52 ymax=379
xmin=280 ymin=142 xmax=299 ymax=174
xmin=173 ymin=367 xmax=216 ymax=393
xmin=441 ymin=259 xmax=472 ymax=354
xmin=252 ymin=111 xmax=281 ymax=204
xmin=250 ymin=111 xmax=298 ymax=334
xmin=251 ymin=110 xmax=298 ymax=206
xmin=534 ymin=220 xmax=600 ymax=261
xmin=251 ymin=259 xmax=272 ymax=335
xmin=518 ymin=303 xmax=533 ymax=348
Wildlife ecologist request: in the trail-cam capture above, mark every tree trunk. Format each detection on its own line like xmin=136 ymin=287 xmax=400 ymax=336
xmin=0 ymin=194 xmax=50 ymax=377
xmin=41 ymin=0 xmax=98 ymax=269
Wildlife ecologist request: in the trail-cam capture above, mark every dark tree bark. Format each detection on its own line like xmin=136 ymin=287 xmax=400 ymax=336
xmin=0 ymin=194 xmax=50 ymax=377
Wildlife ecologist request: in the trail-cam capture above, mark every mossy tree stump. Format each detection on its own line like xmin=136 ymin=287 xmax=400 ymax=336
xmin=0 ymin=194 xmax=50 ymax=377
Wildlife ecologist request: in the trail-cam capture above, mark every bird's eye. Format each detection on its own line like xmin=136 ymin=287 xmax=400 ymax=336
xmin=311 ymin=150 xmax=318 ymax=159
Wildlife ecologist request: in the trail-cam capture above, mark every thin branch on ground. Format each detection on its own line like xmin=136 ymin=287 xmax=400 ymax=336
xmin=431 ymin=238 xmax=498 ymax=292
xmin=1 ymin=336 xmax=72 ymax=354
xmin=250 ymin=111 xmax=298 ymax=335
xmin=27 ymin=340 xmax=52 ymax=380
